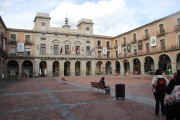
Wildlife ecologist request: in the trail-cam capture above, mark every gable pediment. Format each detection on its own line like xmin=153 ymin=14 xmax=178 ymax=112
xmin=74 ymin=41 xmax=82 ymax=45
xmin=52 ymin=39 xmax=61 ymax=43
xmin=64 ymin=40 xmax=72 ymax=44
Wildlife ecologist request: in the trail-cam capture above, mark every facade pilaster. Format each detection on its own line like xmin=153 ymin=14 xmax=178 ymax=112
xmin=19 ymin=67 xmax=22 ymax=78
xmin=171 ymin=62 xmax=176 ymax=75
xmin=141 ymin=65 xmax=145 ymax=75
xmin=80 ymin=61 xmax=86 ymax=76
xmin=47 ymin=61 xmax=53 ymax=76
xmin=120 ymin=64 xmax=124 ymax=75
xmin=130 ymin=63 xmax=133 ymax=75
xmin=59 ymin=60 xmax=64 ymax=77
xmin=70 ymin=61 xmax=75 ymax=76
xmin=35 ymin=58 xmax=40 ymax=75
xmin=91 ymin=60 xmax=96 ymax=76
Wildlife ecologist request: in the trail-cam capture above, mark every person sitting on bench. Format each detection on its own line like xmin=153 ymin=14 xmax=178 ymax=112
xmin=99 ymin=77 xmax=110 ymax=95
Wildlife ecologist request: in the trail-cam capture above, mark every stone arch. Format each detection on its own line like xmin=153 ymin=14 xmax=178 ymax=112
xmin=173 ymin=51 xmax=180 ymax=70
xmin=7 ymin=60 xmax=19 ymax=78
xmin=39 ymin=61 xmax=47 ymax=77
xmin=156 ymin=53 xmax=172 ymax=63
xmin=52 ymin=39 xmax=61 ymax=43
xmin=22 ymin=60 xmax=33 ymax=77
xmin=132 ymin=58 xmax=141 ymax=74
xmin=64 ymin=61 xmax=70 ymax=76
xmin=75 ymin=61 xmax=81 ymax=76
xmin=96 ymin=61 xmax=104 ymax=75
xmin=21 ymin=59 xmax=34 ymax=67
xmin=6 ymin=59 xmax=20 ymax=67
xmin=105 ymin=61 xmax=112 ymax=74
xmin=86 ymin=61 xmax=91 ymax=75
xmin=143 ymin=56 xmax=155 ymax=74
xmin=53 ymin=61 xmax=59 ymax=77
xmin=157 ymin=53 xmax=172 ymax=72
xmin=122 ymin=59 xmax=130 ymax=74
xmin=114 ymin=60 xmax=121 ymax=74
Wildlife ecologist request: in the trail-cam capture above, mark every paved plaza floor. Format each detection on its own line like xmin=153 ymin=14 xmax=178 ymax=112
xmin=0 ymin=75 xmax=169 ymax=120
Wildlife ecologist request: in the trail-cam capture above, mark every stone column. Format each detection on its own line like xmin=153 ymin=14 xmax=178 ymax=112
xmin=171 ymin=62 xmax=176 ymax=75
xmin=35 ymin=59 xmax=40 ymax=76
xmin=154 ymin=61 xmax=158 ymax=72
xmin=47 ymin=61 xmax=53 ymax=77
xmin=130 ymin=62 xmax=133 ymax=75
xmin=112 ymin=62 xmax=116 ymax=74
xmin=70 ymin=61 xmax=75 ymax=76
xmin=120 ymin=63 xmax=124 ymax=75
xmin=59 ymin=60 xmax=64 ymax=77
xmin=141 ymin=64 xmax=145 ymax=75
xmin=19 ymin=67 xmax=22 ymax=78
xmin=80 ymin=61 xmax=86 ymax=76
xmin=103 ymin=64 xmax=106 ymax=75
xmin=91 ymin=60 xmax=96 ymax=76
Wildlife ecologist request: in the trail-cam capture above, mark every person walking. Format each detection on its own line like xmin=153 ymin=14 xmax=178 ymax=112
xmin=165 ymin=70 xmax=180 ymax=120
xmin=169 ymin=68 xmax=172 ymax=77
xmin=151 ymin=69 xmax=169 ymax=116
xmin=99 ymin=77 xmax=110 ymax=95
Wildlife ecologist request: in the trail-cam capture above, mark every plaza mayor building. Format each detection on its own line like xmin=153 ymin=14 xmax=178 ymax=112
xmin=0 ymin=11 xmax=180 ymax=78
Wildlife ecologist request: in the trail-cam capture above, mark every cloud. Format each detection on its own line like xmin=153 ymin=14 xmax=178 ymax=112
xmin=0 ymin=0 xmax=180 ymax=36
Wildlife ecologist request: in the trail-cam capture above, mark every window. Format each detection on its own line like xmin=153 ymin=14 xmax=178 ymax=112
xmin=86 ymin=46 xmax=90 ymax=55
xmin=160 ymin=39 xmax=165 ymax=51
xmin=98 ymin=51 xmax=101 ymax=58
xmin=106 ymin=41 xmax=110 ymax=48
xmin=146 ymin=43 xmax=149 ymax=53
xmin=11 ymin=34 xmax=16 ymax=41
xmin=65 ymin=45 xmax=69 ymax=54
xmin=86 ymin=27 xmax=89 ymax=31
xmin=55 ymin=34 xmax=58 ymax=36
xmin=107 ymin=51 xmax=110 ymax=58
xmin=76 ymin=36 xmax=79 ymax=38
xmin=66 ymin=35 xmax=69 ymax=37
xmin=10 ymin=47 xmax=16 ymax=57
xmin=25 ymin=48 xmax=30 ymax=57
xmin=25 ymin=35 xmax=30 ymax=43
xmin=41 ymin=37 xmax=46 ymax=40
xmin=54 ymin=45 xmax=58 ymax=54
xmin=145 ymin=29 xmax=149 ymax=37
xmin=98 ymin=41 xmax=101 ymax=47
xmin=40 ymin=44 xmax=46 ymax=54
xmin=123 ymin=37 xmax=126 ymax=44
xmin=116 ymin=51 xmax=118 ymax=58
xmin=86 ymin=41 xmax=90 ymax=43
xmin=134 ymin=46 xmax=137 ymax=55
xmin=42 ymin=34 xmax=45 ymax=35
xmin=76 ymin=46 xmax=80 ymax=54
xmin=115 ymin=40 xmax=117 ymax=46
xmin=133 ymin=34 xmax=136 ymax=42
xmin=159 ymin=24 xmax=164 ymax=34
xmin=178 ymin=18 xmax=180 ymax=25
xmin=41 ymin=22 xmax=45 ymax=26
xmin=124 ymin=48 xmax=126 ymax=57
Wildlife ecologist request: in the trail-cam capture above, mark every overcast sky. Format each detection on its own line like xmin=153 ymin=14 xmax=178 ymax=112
xmin=0 ymin=0 xmax=180 ymax=36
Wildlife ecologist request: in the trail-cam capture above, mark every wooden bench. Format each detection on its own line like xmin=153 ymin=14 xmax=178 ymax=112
xmin=62 ymin=78 xmax=68 ymax=83
xmin=91 ymin=82 xmax=110 ymax=95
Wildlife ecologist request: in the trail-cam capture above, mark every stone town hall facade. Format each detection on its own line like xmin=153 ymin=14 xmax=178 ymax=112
xmin=0 ymin=11 xmax=180 ymax=78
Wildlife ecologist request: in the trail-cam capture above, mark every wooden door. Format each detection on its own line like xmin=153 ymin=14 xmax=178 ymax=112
xmin=160 ymin=40 xmax=165 ymax=51
xmin=146 ymin=43 xmax=149 ymax=53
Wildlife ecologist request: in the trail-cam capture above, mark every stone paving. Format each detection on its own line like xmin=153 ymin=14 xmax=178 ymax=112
xmin=0 ymin=75 xmax=168 ymax=120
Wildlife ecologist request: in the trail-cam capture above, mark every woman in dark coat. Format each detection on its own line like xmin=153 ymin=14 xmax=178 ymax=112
xmin=165 ymin=70 xmax=180 ymax=120
xmin=99 ymin=77 xmax=110 ymax=94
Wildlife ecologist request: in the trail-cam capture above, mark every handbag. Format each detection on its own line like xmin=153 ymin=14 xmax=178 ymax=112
xmin=165 ymin=85 xmax=180 ymax=106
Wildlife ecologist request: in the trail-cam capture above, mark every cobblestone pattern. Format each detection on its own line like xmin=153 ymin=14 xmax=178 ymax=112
xmin=0 ymin=93 xmax=53 ymax=112
xmin=0 ymin=108 xmax=65 ymax=120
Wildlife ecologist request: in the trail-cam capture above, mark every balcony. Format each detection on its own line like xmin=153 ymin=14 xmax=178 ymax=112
xmin=131 ymin=38 xmax=137 ymax=44
xmin=114 ymin=44 xmax=118 ymax=48
xmin=175 ymin=24 xmax=180 ymax=31
xmin=157 ymin=29 xmax=165 ymax=36
xmin=122 ymin=42 xmax=126 ymax=46
xmin=143 ymin=34 xmax=150 ymax=40
xmin=107 ymin=46 xmax=112 ymax=49
xmin=0 ymin=48 xmax=7 ymax=57
xmin=8 ymin=54 xmax=34 ymax=59
xmin=25 ymin=40 xmax=33 ymax=45
xmin=8 ymin=39 xmax=17 ymax=44
xmin=97 ymin=45 xmax=103 ymax=49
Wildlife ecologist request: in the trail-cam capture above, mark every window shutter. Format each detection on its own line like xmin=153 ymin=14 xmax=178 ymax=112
xmin=11 ymin=34 xmax=16 ymax=38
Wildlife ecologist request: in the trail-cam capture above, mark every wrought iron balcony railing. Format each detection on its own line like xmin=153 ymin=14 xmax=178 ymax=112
xmin=122 ymin=42 xmax=126 ymax=46
xmin=143 ymin=34 xmax=150 ymax=40
xmin=114 ymin=44 xmax=118 ymax=48
xmin=175 ymin=24 xmax=180 ymax=31
xmin=97 ymin=45 xmax=103 ymax=48
xmin=157 ymin=29 xmax=165 ymax=36
xmin=0 ymin=48 xmax=7 ymax=57
xmin=131 ymin=38 xmax=137 ymax=44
